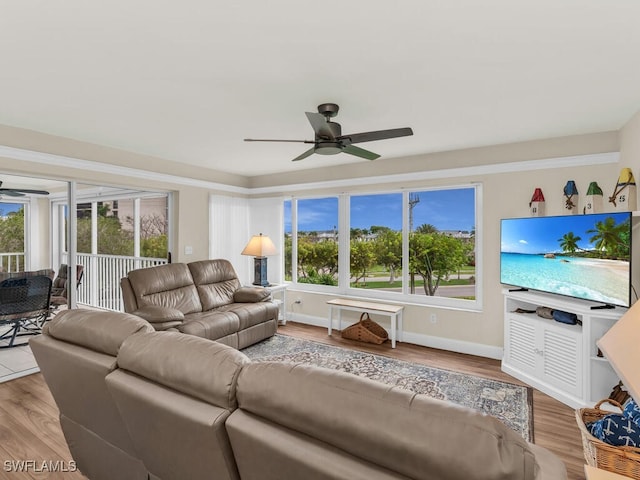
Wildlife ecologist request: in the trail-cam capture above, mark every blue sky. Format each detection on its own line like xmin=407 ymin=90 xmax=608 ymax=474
xmin=0 ymin=203 xmax=22 ymax=215
xmin=501 ymin=212 xmax=631 ymax=254
xmin=285 ymin=188 xmax=476 ymax=233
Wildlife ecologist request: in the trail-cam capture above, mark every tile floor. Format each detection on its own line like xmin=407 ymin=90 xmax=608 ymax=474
xmin=0 ymin=306 xmax=72 ymax=383
xmin=0 ymin=342 xmax=39 ymax=383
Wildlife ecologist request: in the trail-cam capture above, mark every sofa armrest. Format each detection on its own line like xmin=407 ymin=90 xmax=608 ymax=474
xmin=233 ymin=286 xmax=271 ymax=303
xmin=132 ymin=305 xmax=185 ymax=324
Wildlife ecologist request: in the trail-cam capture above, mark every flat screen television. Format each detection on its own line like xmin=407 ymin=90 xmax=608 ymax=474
xmin=500 ymin=212 xmax=632 ymax=308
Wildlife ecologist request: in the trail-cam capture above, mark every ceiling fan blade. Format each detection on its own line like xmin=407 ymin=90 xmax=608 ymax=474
xmin=292 ymin=147 xmax=316 ymax=162
xmin=0 ymin=188 xmax=49 ymax=195
xmin=342 ymin=145 xmax=380 ymax=160
xmin=244 ymin=138 xmax=314 ymax=143
xmin=340 ymin=127 xmax=413 ymax=145
xmin=0 ymin=190 xmax=26 ymax=197
xmin=305 ymin=112 xmax=336 ymax=139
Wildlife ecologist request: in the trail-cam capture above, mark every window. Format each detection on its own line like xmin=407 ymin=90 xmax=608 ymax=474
xmin=75 ymin=196 xmax=169 ymax=258
xmin=407 ymin=188 xmax=476 ymax=301
xmin=0 ymin=202 xmax=26 ymax=271
xmin=286 ymin=185 xmax=480 ymax=310
xmin=295 ymin=197 xmax=338 ymax=286
xmin=284 ymin=200 xmax=292 ymax=281
xmin=350 ymin=193 xmax=402 ymax=292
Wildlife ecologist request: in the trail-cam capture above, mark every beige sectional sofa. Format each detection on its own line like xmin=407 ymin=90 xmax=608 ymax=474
xmin=31 ymin=309 xmax=568 ymax=480
xmin=30 ymin=309 xmax=154 ymax=480
xmin=120 ymin=259 xmax=278 ymax=349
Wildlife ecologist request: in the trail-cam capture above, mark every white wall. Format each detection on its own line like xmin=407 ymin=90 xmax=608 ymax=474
xmin=283 ymin=155 xmax=620 ymax=358
xmin=620 ymin=107 xmax=640 ymax=295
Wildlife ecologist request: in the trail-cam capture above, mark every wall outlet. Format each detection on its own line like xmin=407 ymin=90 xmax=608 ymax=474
xmin=430 ymin=313 xmax=437 ymax=324
xmin=184 ymin=245 xmax=193 ymax=255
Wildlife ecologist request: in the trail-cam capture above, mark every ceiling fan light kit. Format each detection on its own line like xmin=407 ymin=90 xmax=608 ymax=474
xmin=244 ymin=103 xmax=413 ymax=162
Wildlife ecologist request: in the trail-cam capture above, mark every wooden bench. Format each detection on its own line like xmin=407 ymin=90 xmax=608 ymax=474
xmin=327 ymin=298 xmax=404 ymax=348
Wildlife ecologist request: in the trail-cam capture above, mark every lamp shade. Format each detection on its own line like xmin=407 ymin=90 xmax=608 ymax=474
xmin=597 ymin=301 xmax=640 ymax=406
xmin=241 ymin=233 xmax=277 ymax=257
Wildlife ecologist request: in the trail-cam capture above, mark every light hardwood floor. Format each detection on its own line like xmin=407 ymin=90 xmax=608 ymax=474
xmin=0 ymin=322 xmax=587 ymax=480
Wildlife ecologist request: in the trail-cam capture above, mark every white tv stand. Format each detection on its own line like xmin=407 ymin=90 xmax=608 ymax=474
xmin=502 ymin=289 xmax=625 ymax=408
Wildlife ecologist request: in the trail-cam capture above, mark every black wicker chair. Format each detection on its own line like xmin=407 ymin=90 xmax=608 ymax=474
xmin=0 ymin=275 xmax=52 ymax=348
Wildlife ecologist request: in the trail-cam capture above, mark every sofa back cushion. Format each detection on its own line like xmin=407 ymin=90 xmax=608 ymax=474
xmin=45 ymin=308 xmax=154 ymax=356
xmin=233 ymin=362 xmax=539 ymax=480
xmin=117 ymin=331 xmax=249 ymax=407
xmin=188 ymin=259 xmax=241 ymax=310
xmin=126 ymin=263 xmax=202 ymax=314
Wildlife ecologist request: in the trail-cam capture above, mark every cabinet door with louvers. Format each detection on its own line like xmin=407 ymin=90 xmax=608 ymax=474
xmin=539 ymin=322 xmax=582 ymax=399
xmin=504 ymin=315 xmax=538 ymax=376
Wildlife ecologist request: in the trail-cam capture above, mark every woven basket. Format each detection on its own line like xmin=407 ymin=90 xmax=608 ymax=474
xmin=575 ymin=399 xmax=640 ymax=479
xmin=341 ymin=312 xmax=389 ymax=345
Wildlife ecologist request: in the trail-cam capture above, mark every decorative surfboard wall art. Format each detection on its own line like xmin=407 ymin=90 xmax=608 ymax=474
xmin=563 ymin=180 xmax=579 ymax=214
xmin=583 ymin=181 xmax=603 ymax=214
xmin=609 ymin=168 xmax=637 ymax=211
xmin=529 ymin=188 xmax=545 ymax=216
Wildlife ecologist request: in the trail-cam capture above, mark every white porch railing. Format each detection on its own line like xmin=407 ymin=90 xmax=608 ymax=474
xmin=0 ymin=253 xmax=25 ymax=272
xmin=68 ymin=253 xmax=167 ymax=312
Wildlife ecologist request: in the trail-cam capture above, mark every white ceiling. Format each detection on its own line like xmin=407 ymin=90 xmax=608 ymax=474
xmin=1 ymin=0 xmax=639 ymax=178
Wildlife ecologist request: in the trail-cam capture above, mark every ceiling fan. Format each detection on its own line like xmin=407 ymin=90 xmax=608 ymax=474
xmin=244 ymin=103 xmax=413 ymax=162
xmin=0 ymin=180 xmax=49 ymax=197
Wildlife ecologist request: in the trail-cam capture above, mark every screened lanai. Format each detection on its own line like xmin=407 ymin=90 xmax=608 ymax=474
xmin=0 ymin=173 xmax=172 ymax=312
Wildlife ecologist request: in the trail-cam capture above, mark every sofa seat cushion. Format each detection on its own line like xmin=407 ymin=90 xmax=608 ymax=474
xmin=235 ymin=362 xmax=541 ymax=480
xmin=216 ymin=302 xmax=279 ymax=330
xmin=178 ymin=311 xmax=240 ymax=341
xmin=127 ymin=263 xmax=202 ymax=315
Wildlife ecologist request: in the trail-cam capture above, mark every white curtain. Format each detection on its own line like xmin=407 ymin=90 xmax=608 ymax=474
xmin=209 ymin=194 xmax=250 ymax=284
xmin=209 ymin=194 xmax=283 ymax=286
xmin=248 ymin=197 xmax=283 ymax=285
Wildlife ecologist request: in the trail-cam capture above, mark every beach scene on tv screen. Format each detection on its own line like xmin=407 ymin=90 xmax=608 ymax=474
xmin=501 ymin=213 xmax=631 ymax=307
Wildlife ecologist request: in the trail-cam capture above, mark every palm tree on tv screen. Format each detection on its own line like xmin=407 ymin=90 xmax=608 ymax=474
xmin=586 ymin=216 xmax=630 ymax=259
xmin=557 ymin=232 xmax=582 ymax=254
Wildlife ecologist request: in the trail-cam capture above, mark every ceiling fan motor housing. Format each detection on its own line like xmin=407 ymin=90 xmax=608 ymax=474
xmin=317 ymin=103 xmax=339 ymax=118
xmin=316 ymin=121 xmax=342 ymax=141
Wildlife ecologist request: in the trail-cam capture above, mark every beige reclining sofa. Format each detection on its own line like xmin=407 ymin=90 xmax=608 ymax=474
xmin=120 ymin=259 xmax=278 ymax=349
xmin=32 ymin=310 xmax=568 ymax=480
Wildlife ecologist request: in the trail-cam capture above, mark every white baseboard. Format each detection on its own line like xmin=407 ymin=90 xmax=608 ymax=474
xmin=285 ymin=312 xmax=503 ymax=360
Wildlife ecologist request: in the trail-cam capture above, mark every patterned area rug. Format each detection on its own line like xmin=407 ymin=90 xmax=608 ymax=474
xmin=242 ymin=334 xmax=534 ymax=441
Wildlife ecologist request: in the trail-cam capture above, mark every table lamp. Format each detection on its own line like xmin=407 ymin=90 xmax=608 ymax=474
xmin=241 ymin=233 xmax=277 ymax=286
xmin=597 ymin=300 xmax=640 ymax=406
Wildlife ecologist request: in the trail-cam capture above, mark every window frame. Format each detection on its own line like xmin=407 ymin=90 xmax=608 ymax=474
xmin=286 ymin=183 xmax=483 ymax=311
